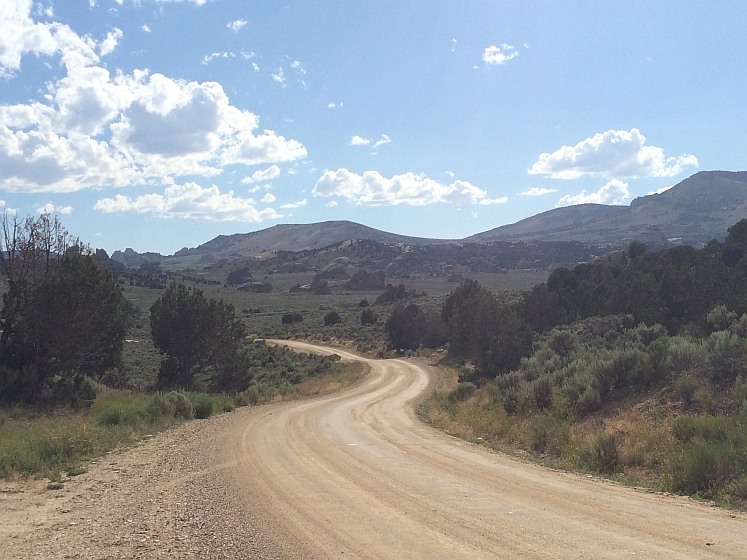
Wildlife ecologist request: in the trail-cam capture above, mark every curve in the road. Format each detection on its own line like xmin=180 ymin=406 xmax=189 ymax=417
xmin=221 ymin=342 xmax=747 ymax=559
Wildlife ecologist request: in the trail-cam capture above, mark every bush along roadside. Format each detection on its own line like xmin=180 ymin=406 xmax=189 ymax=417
xmin=0 ymin=387 xmax=233 ymax=484
xmin=0 ymin=357 xmax=365 ymax=486
xmin=1 ymin=270 xmax=366 ymax=486
xmin=423 ymin=313 xmax=747 ymax=509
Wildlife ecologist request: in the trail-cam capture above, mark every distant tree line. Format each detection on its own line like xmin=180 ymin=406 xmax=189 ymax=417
xmin=0 ymin=214 xmax=128 ymax=405
xmin=522 ymin=220 xmax=747 ymax=336
xmin=427 ymin=219 xmax=747 ymax=381
xmin=150 ymin=282 xmax=246 ymax=391
xmin=0 ymin=215 xmax=349 ymax=406
xmin=150 ymin=281 xmax=344 ymax=392
xmin=376 ymin=283 xmax=424 ymax=304
xmin=384 ymin=302 xmax=447 ymax=351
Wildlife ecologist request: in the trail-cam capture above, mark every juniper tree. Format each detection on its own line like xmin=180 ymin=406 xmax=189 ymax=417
xmin=150 ymin=282 xmax=246 ymax=389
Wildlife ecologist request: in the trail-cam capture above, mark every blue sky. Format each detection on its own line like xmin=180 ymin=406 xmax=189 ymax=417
xmin=1 ymin=0 xmax=745 ymax=254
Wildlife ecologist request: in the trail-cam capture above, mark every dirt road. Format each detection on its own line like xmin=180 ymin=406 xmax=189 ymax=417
xmin=224 ymin=343 xmax=747 ymax=559
xmin=5 ymin=342 xmax=747 ymax=558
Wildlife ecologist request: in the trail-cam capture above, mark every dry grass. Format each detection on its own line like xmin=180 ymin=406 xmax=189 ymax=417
xmin=285 ymin=361 xmax=367 ymax=398
xmin=0 ymin=361 xmax=366 ymax=483
xmin=0 ymin=389 xmax=181 ymax=482
xmin=422 ymin=367 xmax=747 ymax=508
xmin=119 ymin=269 xmax=547 ymax=355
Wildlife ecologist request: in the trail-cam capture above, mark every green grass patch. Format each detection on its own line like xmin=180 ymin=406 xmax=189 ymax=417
xmin=1 ymin=358 xmax=366 ymax=482
xmin=0 ymin=389 xmax=182 ymax=481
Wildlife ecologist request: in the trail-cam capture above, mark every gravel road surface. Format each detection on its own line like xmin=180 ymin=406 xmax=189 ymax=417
xmin=5 ymin=342 xmax=747 ymax=559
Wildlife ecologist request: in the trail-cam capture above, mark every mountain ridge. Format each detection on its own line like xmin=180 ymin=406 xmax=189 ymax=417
xmin=111 ymin=170 xmax=747 ymax=268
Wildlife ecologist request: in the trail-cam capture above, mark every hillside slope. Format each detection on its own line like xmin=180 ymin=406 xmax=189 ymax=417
xmin=464 ymin=204 xmax=628 ymax=243
xmin=158 ymin=221 xmax=454 ymax=268
xmin=111 ymin=171 xmax=747 ymax=268
xmin=468 ymin=170 xmax=747 ymax=247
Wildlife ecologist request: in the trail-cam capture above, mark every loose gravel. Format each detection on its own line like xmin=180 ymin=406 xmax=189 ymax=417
xmin=3 ymin=407 xmax=312 ymax=559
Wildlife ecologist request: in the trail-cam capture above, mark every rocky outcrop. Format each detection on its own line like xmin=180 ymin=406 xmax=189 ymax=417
xmin=111 ymin=248 xmax=164 ymax=268
xmin=317 ymin=259 xmax=352 ymax=280
xmin=237 ymin=281 xmax=272 ymax=293
xmin=227 ymin=267 xmax=254 ymax=286
xmin=345 ymin=270 xmax=386 ymax=291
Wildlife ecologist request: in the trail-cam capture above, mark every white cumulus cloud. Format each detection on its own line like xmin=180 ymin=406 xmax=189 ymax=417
xmin=141 ymin=24 xmax=151 ymax=33
xmin=33 ymin=2 xmax=53 ymax=17
xmin=313 ymin=169 xmax=501 ymax=208
xmin=290 ymin=60 xmax=305 ymax=75
xmin=261 ymin=193 xmax=276 ymax=203
xmin=94 ymin=182 xmax=281 ymax=222
xmin=0 ymin=199 xmax=17 ymax=214
xmin=374 ymin=134 xmax=391 ymax=148
xmin=530 ymin=129 xmax=698 ymax=180
xmin=219 ymin=128 xmax=306 ymax=167
xmin=483 ymin=44 xmax=518 ymax=65
xmin=0 ymin=19 xmax=306 ymax=195
xmin=556 ymin=179 xmax=631 ymax=207
xmin=479 ymin=197 xmax=508 ymax=205
xmin=520 ymin=187 xmax=557 ymax=196
xmin=241 ymin=165 xmax=280 ymax=184
xmin=99 ymin=28 xmax=123 ymax=56
xmin=350 ymin=136 xmax=370 ymax=146
xmin=227 ymin=19 xmax=247 ymax=32
xmin=272 ymin=68 xmax=285 ymax=85
xmin=280 ymin=199 xmax=306 ymax=209
xmin=0 ymin=121 xmax=142 ymax=193
xmin=202 ymin=51 xmax=234 ymax=65
xmin=0 ymin=0 xmax=101 ymax=75
xmin=37 ymin=202 xmax=72 ymax=214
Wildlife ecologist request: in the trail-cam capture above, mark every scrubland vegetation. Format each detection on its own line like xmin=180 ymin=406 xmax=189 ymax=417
xmin=8 ymin=208 xmax=747 ymax=510
xmin=425 ymin=315 xmax=747 ymax=506
xmin=424 ymin=220 xmax=747 ymax=507
xmin=0 ymin=358 xmax=363 ymax=484
xmin=0 ymin=214 xmax=364 ymax=482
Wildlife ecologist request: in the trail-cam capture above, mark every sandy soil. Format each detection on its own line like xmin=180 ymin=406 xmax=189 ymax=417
xmin=5 ymin=343 xmax=747 ymax=559
xmin=2 ymin=408 xmax=309 ymax=559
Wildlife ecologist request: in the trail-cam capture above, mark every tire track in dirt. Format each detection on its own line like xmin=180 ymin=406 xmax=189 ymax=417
xmin=224 ymin=342 xmax=747 ymax=559
xmin=6 ymin=342 xmax=747 ymax=559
